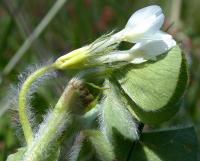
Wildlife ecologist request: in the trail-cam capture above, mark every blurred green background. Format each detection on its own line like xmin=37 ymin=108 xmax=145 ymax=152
xmin=0 ymin=0 xmax=200 ymax=160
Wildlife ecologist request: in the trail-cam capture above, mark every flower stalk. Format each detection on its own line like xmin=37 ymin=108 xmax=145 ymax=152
xmin=22 ymin=78 xmax=85 ymax=161
xmin=19 ymin=65 xmax=55 ymax=145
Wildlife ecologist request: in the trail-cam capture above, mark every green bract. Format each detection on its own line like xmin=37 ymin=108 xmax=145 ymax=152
xmin=114 ymin=46 xmax=188 ymax=124
xmin=101 ymin=79 xmax=139 ymax=141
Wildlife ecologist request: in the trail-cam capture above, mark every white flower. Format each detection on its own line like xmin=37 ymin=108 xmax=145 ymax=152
xmin=98 ymin=5 xmax=177 ymax=64
xmin=90 ymin=5 xmax=165 ymax=51
xmin=110 ymin=5 xmax=165 ymax=43
xmin=54 ymin=5 xmax=176 ymax=70
xmin=100 ymin=34 xmax=176 ymax=64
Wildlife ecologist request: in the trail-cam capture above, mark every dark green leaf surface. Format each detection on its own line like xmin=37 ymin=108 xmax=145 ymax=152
xmin=132 ymin=127 xmax=198 ymax=161
xmin=115 ymin=46 xmax=188 ymax=124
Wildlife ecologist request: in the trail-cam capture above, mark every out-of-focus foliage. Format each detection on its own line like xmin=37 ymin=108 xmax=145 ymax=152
xmin=132 ymin=127 xmax=198 ymax=161
xmin=0 ymin=0 xmax=200 ymax=160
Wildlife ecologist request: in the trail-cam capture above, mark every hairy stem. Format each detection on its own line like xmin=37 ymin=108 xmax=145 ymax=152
xmin=22 ymin=79 xmax=83 ymax=161
xmin=19 ymin=65 xmax=54 ymax=145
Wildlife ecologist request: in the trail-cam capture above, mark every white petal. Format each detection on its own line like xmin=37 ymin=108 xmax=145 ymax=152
xmin=131 ymin=57 xmax=147 ymax=64
xmin=99 ymin=51 xmax=131 ymax=63
xmin=111 ymin=5 xmax=165 ymax=43
xmin=137 ymin=39 xmax=176 ymax=56
xmin=129 ymin=14 xmax=164 ymax=34
xmin=125 ymin=5 xmax=164 ymax=38
xmin=113 ymin=14 xmax=164 ymax=43
xmin=130 ymin=37 xmax=176 ymax=63
xmin=135 ymin=31 xmax=172 ymax=42
xmin=126 ymin=5 xmax=163 ymax=28
xmin=153 ymin=31 xmax=173 ymax=40
xmin=141 ymin=39 xmax=176 ymax=56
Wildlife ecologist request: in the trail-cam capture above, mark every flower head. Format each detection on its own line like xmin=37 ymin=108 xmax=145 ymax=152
xmin=54 ymin=5 xmax=176 ymax=70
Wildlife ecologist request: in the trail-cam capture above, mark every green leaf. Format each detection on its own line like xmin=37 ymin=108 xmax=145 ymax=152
xmin=6 ymin=147 xmax=26 ymax=161
xmin=69 ymin=130 xmax=115 ymax=161
xmin=131 ymin=127 xmax=199 ymax=161
xmin=100 ymin=79 xmax=139 ymax=141
xmin=114 ymin=46 xmax=188 ymax=124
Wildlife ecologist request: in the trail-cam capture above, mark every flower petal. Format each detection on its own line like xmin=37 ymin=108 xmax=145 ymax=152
xmin=135 ymin=31 xmax=172 ymax=42
xmin=126 ymin=5 xmax=163 ymax=28
xmin=130 ymin=37 xmax=176 ymax=64
xmin=111 ymin=5 xmax=165 ymax=43
xmin=125 ymin=5 xmax=164 ymax=36
xmin=98 ymin=51 xmax=130 ymax=63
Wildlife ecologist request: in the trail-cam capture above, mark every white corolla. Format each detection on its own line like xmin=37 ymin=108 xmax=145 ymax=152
xmin=55 ymin=5 xmax=176 ymax=69
xmin=100 ymin=32 xmax=176 ymax=64
xmin=101 ymin=5 xmax=176 ymax=64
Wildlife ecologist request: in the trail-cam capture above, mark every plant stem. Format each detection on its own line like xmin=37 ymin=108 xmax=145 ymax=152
xmin=22 ymin=79 xmax=83 ymax=161
xmin=19 ymin=65 xmax=54 ymax=145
